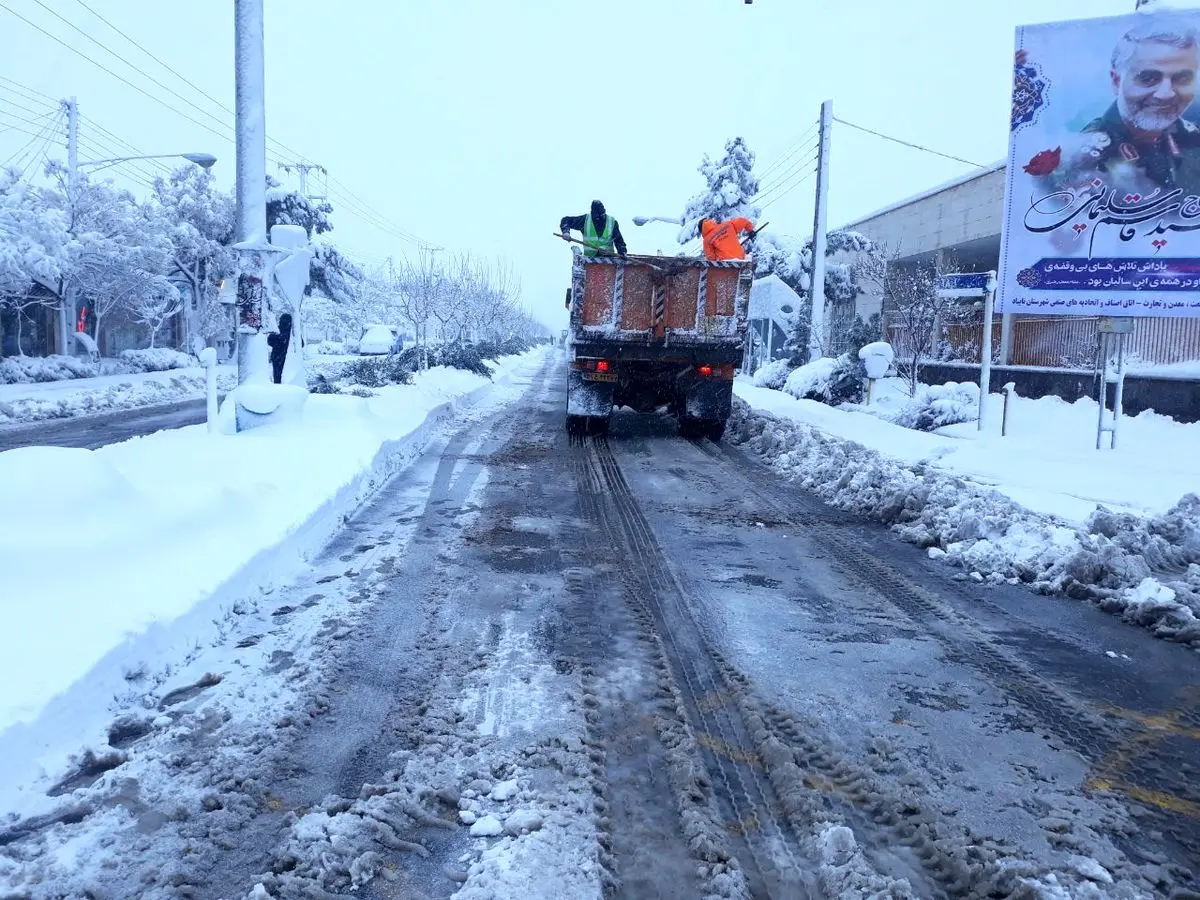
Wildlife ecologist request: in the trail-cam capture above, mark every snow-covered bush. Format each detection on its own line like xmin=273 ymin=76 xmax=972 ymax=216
xmin=0 ymin=354 xmax=99 ymax=384
xmin=752 ymin=358 xmax=792 ymax=390
xmin=891 ymin=381 xmax=978 ymax=432
xmin=474 ymin=337 xmax=534 ymax=360
xmin=782 ymin=354 xmax=864 ymax=406
xmin=314 ymin=341 xmax=346 ymax=356
xmin=314 ymin=356 xmax=414 ymax=392
xmin=825 ymin=353 xmax=865 ymax=405
xmin=397 ymin=344 xmax=492 ymax=378
xmin=783 ymin=357 xmax=837 ymax=401
xmin=118 ymin=348 xmax=194 ymax=373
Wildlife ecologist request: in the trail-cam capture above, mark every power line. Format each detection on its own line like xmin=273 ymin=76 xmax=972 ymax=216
xmin=760 ymin=171 xmax=816 ymax=211
xmin=0 ymin=117 xmax=50 ymax=141
xmin=755 ymin=121 xmax=819 ymax=182
xmin=833 ymin=116 xmax=989 ymax=170
xmin=68 ymin=0 xmax=312 ymax=167
xmin=0 ymin=75 xmax=56 ymax=104
xmin=752 ymin=144 xmax=819 ymax=201
xmin=25 ymin=0 xmax=237 ymax=143
xmin=69 ymin=0 xmax=231 ymax=117
xmin=80 ymin=115 xmax=173 ymax=174
xmin=0 ymin=106 xmax=54 ymax=132
xmin=1 ymin=3 xmax=440 ymax=247
xmin=75 ymin=134 xmax=161 ymax=184
xmin=1 ymin=110 xmax=59 ymax=171
xmin=0 ymin=91 xmax=58 ymax=120
xmin=0 ymin=1 xmax=236 ymax=148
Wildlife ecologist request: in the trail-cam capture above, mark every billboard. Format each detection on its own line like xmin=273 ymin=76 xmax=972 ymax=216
xmin=999 ymin=10 xmax=1200 ymax=318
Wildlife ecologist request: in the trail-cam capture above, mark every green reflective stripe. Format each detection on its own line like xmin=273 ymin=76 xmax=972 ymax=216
xmin=582 ymin=214 xmax=614 ymax=257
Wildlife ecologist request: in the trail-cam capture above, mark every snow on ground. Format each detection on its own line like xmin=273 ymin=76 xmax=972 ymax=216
xmin=731 ymin=378 xmax=1200 ymax=648
xmin=0 ymin=346 xmax=607 ymax=900
xmin=0 ymin=364 xmax=237 ymax=425
xmin=0 ymin=349 xmax=547 ymax=816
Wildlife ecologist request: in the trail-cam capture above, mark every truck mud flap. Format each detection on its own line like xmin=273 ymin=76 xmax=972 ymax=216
xmin=682 ymin=379 xmax=733 ymax=422
xmin=567 ymin=369 xmax=615 ymax=418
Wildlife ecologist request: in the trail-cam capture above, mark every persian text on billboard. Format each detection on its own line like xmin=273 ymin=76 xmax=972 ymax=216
xmin=999 ymin=10 xmax=1200 ymax=318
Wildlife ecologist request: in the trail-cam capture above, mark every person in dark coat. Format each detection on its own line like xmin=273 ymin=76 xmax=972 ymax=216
xmin=267 ymin=313 xmax=292 ymax=384
xmin=560 ymin=200 xmax=628 ymax=258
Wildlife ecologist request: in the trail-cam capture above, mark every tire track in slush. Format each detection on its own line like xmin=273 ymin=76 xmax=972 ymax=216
xmin=580 ymin=438 xmax=818 ymax=899
xmin=689 ymin=435 xmax=1200 ymax=892
xmin=581 ymin=431 xmax=1112 ymax=900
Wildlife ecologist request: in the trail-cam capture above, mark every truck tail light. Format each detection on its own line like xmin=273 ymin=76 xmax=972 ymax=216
xmin=697 ymin=365 xmax=714 ymax=377
xmin=596 ymin=360 xmax=610 ymax=373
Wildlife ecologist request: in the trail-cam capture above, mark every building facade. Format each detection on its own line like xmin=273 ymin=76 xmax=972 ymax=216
xmin=839 ymin=164 xmax=1200 ymax=369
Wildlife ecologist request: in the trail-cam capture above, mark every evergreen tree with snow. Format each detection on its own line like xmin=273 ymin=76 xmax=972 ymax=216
xmin=754 ymin=230 xmax=875 ymax=363
xmin=677 ymin=137 xmax=762 ymax=245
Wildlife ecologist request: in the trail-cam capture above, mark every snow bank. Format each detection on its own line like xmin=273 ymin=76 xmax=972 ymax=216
xmin=730 ymin=384 xmax=1200 ymax=648
xmin=0 ymin=349 xmax=546 ymax=742
xmin=0 ymin=365 xmax=236 ymax=425
xmin=117 ymin=348 xmax=194 ymax=373
xmin=0 ymin=354 xmax=100 ymax=384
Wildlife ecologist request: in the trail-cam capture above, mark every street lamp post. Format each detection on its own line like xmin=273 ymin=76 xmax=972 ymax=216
xmin=77 ymin=152 xmax=218 ymax=174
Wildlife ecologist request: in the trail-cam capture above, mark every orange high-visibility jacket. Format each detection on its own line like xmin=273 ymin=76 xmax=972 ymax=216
xmin=700 ymin=217 xmax=754 ymax=261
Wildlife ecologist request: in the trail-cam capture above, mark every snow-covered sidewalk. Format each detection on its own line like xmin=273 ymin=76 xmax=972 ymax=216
xmin=731 ymin=378 xmax=1200 ymax=648
xmin=0 ymin=364 xmax=237 ymax=426
xmin=0 ymin=349 xmax=547 ymax=781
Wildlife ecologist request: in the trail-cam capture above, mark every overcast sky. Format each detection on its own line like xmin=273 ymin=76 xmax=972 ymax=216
xmin=0 ymin=0 xmax=1167 ymax=329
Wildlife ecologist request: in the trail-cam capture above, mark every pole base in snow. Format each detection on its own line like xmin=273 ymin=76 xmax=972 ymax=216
xmin=232 ymin=384 xmax=308 ymax=432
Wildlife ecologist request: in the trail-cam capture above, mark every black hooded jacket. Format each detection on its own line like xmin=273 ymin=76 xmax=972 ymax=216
xmin=560 ymin=211 xmax=627 ymax=256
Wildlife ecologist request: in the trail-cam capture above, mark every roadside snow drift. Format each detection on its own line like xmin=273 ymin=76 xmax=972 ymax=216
xmin=0 ymin=365 xmax=237 ymax=425
xmin=0 ymin=351 xmax=544 ymax=745
xmin=730 ymin=382 xmax=1200 ymax=649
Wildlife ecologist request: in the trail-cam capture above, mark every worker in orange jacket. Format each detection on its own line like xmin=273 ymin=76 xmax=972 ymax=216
xmin=698 ymin=217 xmax=756 ymax=261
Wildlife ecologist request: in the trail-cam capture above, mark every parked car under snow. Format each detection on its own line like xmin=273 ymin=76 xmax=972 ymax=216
xmin=357 ymin=325 xmax=395 ymax=355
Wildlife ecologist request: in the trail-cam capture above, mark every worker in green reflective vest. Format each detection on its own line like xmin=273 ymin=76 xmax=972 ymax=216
xmin=559 ymin=200 xmax=628 ymax=259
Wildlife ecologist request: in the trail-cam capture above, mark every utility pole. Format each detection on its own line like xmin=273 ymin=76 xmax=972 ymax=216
xmin=808 ymin=99 xmax=833 ymax=363
xmin=277 ymin=161 xmax=326 ymax=199
xmin=57 ymin=97 xmax=79 ymax=356
xmin=233 ymin=0 xmax=273 ymax=397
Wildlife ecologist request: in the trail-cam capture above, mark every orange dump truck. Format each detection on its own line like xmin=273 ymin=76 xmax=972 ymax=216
xmin=565 ymin=247 xmax=753 ymax=440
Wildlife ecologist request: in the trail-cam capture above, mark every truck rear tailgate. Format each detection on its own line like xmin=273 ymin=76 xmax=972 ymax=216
xmin=570 ymin=253 xmax=752 ymax=349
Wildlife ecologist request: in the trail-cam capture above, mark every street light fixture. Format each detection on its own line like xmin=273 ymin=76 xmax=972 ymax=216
xmin=78 ymin=152 xmax=218 ymax=173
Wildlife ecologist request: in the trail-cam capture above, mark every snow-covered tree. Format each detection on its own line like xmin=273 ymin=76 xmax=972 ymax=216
xmin=152 ymin=166 xmax=237 ymax=348
xmin=266 ymin=176 xmax=332 ymax=238
xmin=0 ymin=170 xmax=69 ymax=354
xmin=128 ymin=280 xmax=184 ymax=348
xmin=36 ymin=164 xmax=176 ymax=354
xmin=755 ymin=230 xmax=874 ymax=362
xmin=677 ymin=137 xmax=762 ymax=245
xmin=857 ymin=249 xmax=955 ymax=396
xmin=0 ymin=170 xmax=67 ymax=294
xmin=309 ymin=240 xmax=362 ymax=306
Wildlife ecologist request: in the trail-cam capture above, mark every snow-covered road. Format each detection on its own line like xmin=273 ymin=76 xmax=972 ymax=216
xmin=0 ymin=397 xmax=209 ymax=451
xmin=3 ymin=352 xmax=1198 ymax=899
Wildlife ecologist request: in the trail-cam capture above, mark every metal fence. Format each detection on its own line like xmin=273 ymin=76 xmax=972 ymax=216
xmin=887 ymin=315 xmax=1200 ymax=369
